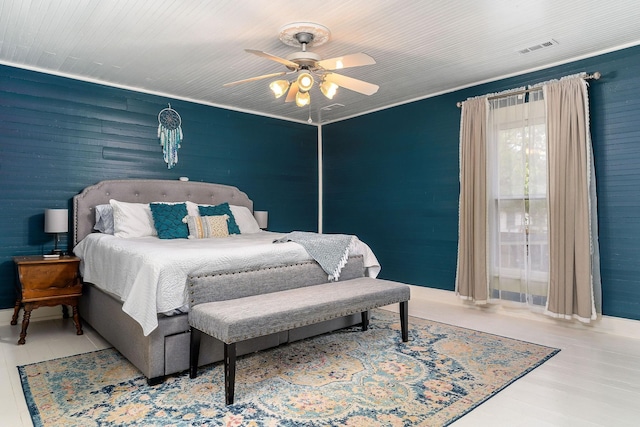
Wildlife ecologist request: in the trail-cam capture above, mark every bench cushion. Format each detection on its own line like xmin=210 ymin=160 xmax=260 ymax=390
xmin=189 ymin=277 xmax=410 ymax=344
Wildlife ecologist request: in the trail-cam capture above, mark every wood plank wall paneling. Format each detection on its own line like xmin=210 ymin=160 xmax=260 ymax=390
xmin=323 ymin=100 xmax=461 ymax=291
xmin=0 ymin=65 xmax=318 ymax=309
xmin=323 ymin=44 xmax=640 ymax=321
xmin=2 ymin=44 xmax=640 ymax=321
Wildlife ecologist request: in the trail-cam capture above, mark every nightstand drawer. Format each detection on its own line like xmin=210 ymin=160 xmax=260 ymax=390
xmin=17 ymin=262 xmax=82 ymax=300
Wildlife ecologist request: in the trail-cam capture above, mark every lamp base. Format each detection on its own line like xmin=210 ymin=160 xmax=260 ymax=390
xmin=50 ymin=248 xmax=63 ymax=256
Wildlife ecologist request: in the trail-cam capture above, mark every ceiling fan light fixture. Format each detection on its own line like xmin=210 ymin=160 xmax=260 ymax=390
xmin=295 ymin=90 xmax=310 ymax=107
xmin=269 ymin=80 xmax=290 ymax=98
xmin=226 ymin=22 xmax=378 ymax=110
xmin=320 ymin=81 xmax=339 ymax=99
xmin=296 ymin=72 xmax=314 ymax=92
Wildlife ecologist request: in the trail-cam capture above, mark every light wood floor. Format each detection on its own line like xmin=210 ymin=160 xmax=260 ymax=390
xmin=1 ymin=296 xmax=639 ymax=426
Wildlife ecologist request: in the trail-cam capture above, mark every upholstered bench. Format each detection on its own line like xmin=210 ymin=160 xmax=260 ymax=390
xmin=188 ymin=276 xmax=410 ymax=405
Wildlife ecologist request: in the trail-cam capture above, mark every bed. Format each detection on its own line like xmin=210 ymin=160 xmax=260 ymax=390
xmin=72 ymin=179 xmax=380 ymax=384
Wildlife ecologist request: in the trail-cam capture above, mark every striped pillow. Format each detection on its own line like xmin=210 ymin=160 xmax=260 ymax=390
xmin=183 ymin=215 xmax=230 ymax=239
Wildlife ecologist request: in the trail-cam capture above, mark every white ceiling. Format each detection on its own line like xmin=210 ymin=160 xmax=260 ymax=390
xmin=2 ymin=0 xmax=640 ymax=125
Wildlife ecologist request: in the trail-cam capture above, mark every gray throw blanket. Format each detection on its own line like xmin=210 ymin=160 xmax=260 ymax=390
xmin=273 ymin=231 xmax=355 ymax=281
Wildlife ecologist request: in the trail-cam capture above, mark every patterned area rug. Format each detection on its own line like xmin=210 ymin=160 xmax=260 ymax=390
xmin=19 ymin=310 xmax=558 ymax=426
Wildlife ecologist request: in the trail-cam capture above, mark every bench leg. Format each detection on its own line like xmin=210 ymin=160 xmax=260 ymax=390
xmin=148 ymin=376 xmax=164 ymax=386
xmin=400 ymin=301 xmax=409 ymax=342
xmin=361 ymin=311 xmax=369 ymax=331
xmin=189 ymin=328 xmax=202 ymax=379
xmin=225 ymin=342 xmax=236 ymax=405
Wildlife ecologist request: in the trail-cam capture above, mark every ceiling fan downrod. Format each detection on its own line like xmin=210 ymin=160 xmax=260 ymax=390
xmin=295 ymin=32 xmax=314 ymax=52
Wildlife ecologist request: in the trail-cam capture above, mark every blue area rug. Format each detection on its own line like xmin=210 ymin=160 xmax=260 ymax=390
xmin=19 ymin=309 xmax=559 ymax=426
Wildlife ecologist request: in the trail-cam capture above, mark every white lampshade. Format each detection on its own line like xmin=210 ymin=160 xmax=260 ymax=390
xmin=253 ymin=211 xmax=268 ymax=229
xmin=44 ymin=209 xmax=69 ymax=233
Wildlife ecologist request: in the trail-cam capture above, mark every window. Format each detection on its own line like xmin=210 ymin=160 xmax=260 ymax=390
xmin=457 ymin=76 xmax=600 ymax=321
xmin=488 ymin=93 xmax=548 ymax=306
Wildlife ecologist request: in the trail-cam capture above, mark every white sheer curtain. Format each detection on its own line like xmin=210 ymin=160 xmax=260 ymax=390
xmin=487 ymin=90 xmax=549 ymax=308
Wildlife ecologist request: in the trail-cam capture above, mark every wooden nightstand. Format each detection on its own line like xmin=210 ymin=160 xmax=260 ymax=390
xmin=10 ymin=255 xmax=83 ymax=345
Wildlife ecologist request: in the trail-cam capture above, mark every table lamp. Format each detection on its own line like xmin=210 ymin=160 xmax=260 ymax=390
xmin=44 ymin=208 xmax=68 ymax=255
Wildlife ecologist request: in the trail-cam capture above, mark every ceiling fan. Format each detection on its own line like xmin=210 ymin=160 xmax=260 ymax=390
xmin=223 ymin=22 xmax=379 ymax=107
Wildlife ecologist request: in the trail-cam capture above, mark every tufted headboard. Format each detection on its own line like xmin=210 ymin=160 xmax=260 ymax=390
xmin=73 ymin=179 xmax=253 ymax=246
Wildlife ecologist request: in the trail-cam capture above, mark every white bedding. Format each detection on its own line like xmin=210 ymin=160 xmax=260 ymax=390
xmin=73 ymin=231 xmax=380 ymax=336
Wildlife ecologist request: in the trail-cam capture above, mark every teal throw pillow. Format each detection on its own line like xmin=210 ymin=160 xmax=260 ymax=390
xmin=198 ymin=202 xmax=240 ymax=234
xmin=150 ymin=203 xmax=189 ymax=239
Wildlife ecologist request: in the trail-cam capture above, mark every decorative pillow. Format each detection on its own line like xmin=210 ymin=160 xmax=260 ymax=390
xmin=198 ymin=203 xmax=240 ymax=234
xmin=230 ymin=205 xmax=261 ymax=234
xmin=185 ymin=201 xmax=201 ymax=217
xmin=183 ymin=215 xmax=230 ymax=239
xmin=150 ymin=203 xmax=189 ymax=239
xmin=110 ymin=200 xmax=157 ymax=238
xmin=94 ymin=204 xmax=114 ymax=234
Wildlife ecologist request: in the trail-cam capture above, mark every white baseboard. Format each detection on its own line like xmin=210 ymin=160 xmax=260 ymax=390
xmin=0 ymin=306 xmax=65 ymax=325
xmin=396 ymin=285 xmax=640 ymax=340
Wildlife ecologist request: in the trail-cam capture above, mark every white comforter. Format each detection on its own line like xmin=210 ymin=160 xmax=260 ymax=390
xmin=73 ymin=231 xmax=380 ymax=336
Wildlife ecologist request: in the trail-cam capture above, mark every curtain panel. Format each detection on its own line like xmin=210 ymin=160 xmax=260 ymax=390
xmin=542 ymin=77 xmax=600 ymax=321
xmin=455 ymin=97 xmax=489 ymax=302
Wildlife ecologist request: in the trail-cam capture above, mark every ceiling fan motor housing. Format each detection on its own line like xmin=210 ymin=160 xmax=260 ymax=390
xmin=285 ymin=51 xmax=321 ymax=70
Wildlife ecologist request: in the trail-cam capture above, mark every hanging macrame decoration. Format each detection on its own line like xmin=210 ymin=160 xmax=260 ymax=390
xmin=157 ymin=103 xmax=183 ymax=169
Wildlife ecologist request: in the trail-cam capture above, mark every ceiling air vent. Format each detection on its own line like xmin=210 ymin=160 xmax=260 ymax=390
xmin=321 ymin=103 xmax=345 ymax=111
xmin=518 ymin=39 xmax=558 ymax=54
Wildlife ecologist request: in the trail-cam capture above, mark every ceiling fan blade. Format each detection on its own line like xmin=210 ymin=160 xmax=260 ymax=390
xmin=285 ymin=82 xmax=299 ymax=103
xmin=245 ymin=49 xmax=300 ymax=69
xmin=324 ymin=73 xmax=379 ymax=96
xmin=222 ymin=71 xmax=287 ymax=87
xmin=317 ymin=53 xmax=376 ymax=70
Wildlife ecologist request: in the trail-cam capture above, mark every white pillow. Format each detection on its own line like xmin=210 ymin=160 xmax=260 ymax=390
xmin=94 ymin=204 xmax=114 ymax=234
xmin=230 ymin=205 xmax=262 ymax=234
xmin=110 ymin=200 xmax=157 ymax=238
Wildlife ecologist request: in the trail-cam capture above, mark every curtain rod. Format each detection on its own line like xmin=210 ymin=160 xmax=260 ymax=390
xmin=456 ymin=72 xmax=601 ymax=108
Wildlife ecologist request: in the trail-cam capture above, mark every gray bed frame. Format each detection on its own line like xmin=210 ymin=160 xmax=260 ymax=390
xmin=72 ymin=179 xmax=362 ymax=384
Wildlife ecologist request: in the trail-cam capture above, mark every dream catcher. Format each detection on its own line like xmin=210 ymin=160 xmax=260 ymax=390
xmin=157 ymin=104 xmax=183 ymax=169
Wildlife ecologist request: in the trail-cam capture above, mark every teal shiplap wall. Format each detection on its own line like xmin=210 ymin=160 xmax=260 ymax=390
xmin=322 ymin=98 xmax=461 ymax=288
xmin=0 ymin=64 xmax=318 ymax=309
xmin=323 ymin=44 xmax=640 ymax=321
xmin=3 ymin=44 xmax=640 ymax=322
